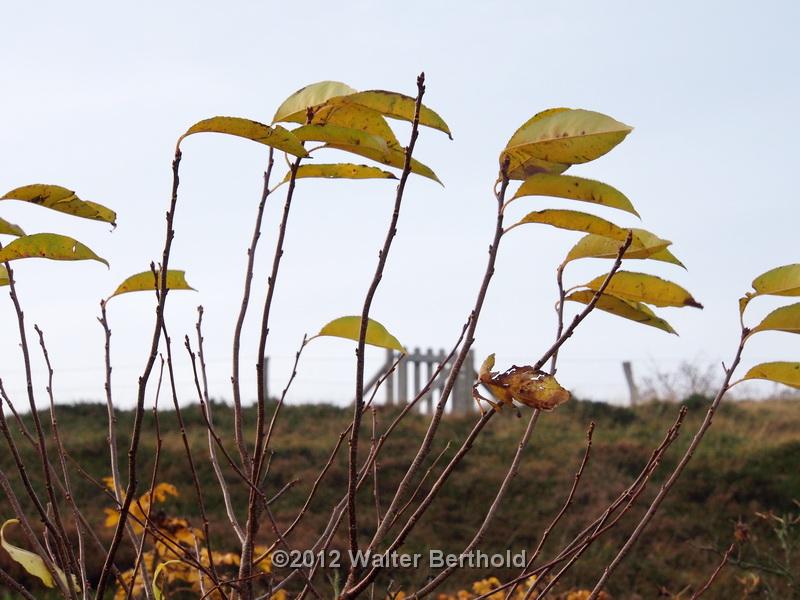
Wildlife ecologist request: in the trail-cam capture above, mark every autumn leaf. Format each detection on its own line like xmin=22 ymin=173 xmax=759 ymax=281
xmin=0 ymin=217 xmax=25 ymax=237
xmin=749 ymin=303 xmax=800 ymax=336
xmin=107 ymin=270 xmax=195 ymax=300
xmin=178 ymin=117 xmax=308 ymax=157
xmin=740 ymin=264 xmax=800 ymax=315
xmin=2 ymin=184 xmax=116 ymax=225
xmin=565 ymin=229 xmax=680 ymax=266
xmin=313 ymin=316 xmax=405 ymax=352
xmin=272 ymin=80 xmax=358 ymax=124
xmin=285 ymin=164 xmax=397 ymax=182
xmin=508 ymin=173 xmax=639 ymax=216
xmin=502 ymin=108 xmax=632 ymax=170
xmin=583 ymin=271 xmax=702 ymax=308
xmin=565 ymin=290 xmax=677 ymax=334
xmin=741 ymin=362 xmax=800 ymax=389
xmin=477 ymin=358 xmax=570 ymax=410
xmin=0 ymin=233 xmax=108 ymax=266
xmin=507 ymin=209 xmax=630 ymax=239
xmin=1 ymin=519 xmax=79 ymax=592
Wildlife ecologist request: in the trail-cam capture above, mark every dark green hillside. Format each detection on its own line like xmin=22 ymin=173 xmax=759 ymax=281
xmin=1 ymin=397 xmax=798 ymax=598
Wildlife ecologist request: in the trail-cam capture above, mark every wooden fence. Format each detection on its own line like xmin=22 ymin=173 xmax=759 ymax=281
xmin=363 ymin=348 xmax=478 ymax=414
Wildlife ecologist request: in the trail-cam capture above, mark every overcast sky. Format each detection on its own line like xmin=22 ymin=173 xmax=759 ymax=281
xmin=1 ymin=1 xmax=798 ymax=410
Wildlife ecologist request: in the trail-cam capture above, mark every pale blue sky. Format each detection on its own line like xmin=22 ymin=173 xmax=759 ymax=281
xmin=1 ymin=1 xmax=798 ymax=408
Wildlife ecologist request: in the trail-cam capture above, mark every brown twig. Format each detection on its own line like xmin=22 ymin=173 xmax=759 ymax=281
xmin=241 ymin=153 xmax=303 ymax=598
xmin=533 ymin=231 xmax=633 ymax=373
xmin=503 ymin=422 xmax=595 ymax=600
xmin=690 ymin=543 xmax=736 ymax=599
xmin=232 ymin=148 xmax=276 ymax=471
xmin=359 ymin=168 xmax=510 ymax=579
xmin=34 ymin=325 xmax=88 ymax=596
xmin=2 ymin=258 xmax=78 ymax=598
xmin=412 ymin=409 xmax=542 ymax=599
xmin=97 ymin=148 xmax=183 ymax=599
xmin=0 ymin=565 xmax=36 ymax=600
xmin=197 ymin=306 xmax=245 ymax=543
xmin=587 ymin=327 xmax=748 ymax=599
xmin=125 ymin=356 xmax=165 ymax=600
xmin=345 ymin=72 xmax=427 ymax=585
xmin=160 ymin=322 xmax=225 ymax=594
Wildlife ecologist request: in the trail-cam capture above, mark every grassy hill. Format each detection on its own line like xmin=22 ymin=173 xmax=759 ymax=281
xmin=1 ymin=396 xmax=798 ymax=598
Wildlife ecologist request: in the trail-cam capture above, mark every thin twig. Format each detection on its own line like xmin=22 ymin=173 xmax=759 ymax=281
xmin=346 ymin=72 xmax=427 ymax=586
xmin=97 ymin=148 xmax=183 ymax=599
xmin=690 ymin=543 xmax=736 ymax=599
xmin=160 ymin=322 xmax=225 ymax=594
xmin=2 ymin=257 xmax=78 ymax=598
xmin=587 ymin=328 xmax=748 ymax=599
xmin=34 ymin=325 xmax=89 ymax=597
xmin=242 ymin=153 xmax=303 ymax=598
xmin=125 ymin=356 xmax=165 ymax=600
xmin=412 ymin=410 xmax=542 ymax=599
xmin=232 ymin=149 xmax=276 ymax=471
xmin=197 ymin=306 xmax=245 ymax=543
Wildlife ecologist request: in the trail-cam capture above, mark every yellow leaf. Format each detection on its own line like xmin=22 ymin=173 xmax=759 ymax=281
xmin=0 ymin=217 xmax=25 ymax=237
xmin=750 ymin=302 xmax=800 ymax=336
xmin=292 ymin=124 xmax=390 ymax=152
xmin=741 ymin=362 xmax=800 ymax=388
xmin=0 ymin=265 xmax=8 ymax=287
xmin=178 ymin=117 xmax=308 ymax=157
xmin=309 ymin=103 xmax=400 ymax=146
xmin=324 ymin=143 xmax=441 ymax=184
xmin=315 ymin=316 xmax=405 ymax=352
xmin=565 ymin=229 xmax=677 ymax=265
xmin=0 ymin=233 xmax=108 ymax=267
xmin=565 ymin=290 xmax=677 ymax=334
xmin=152 ymin=560 xmax=183 ymax=600
xmin=1 ymin=519 xmax=79 ymax=592
xmin=108 ymin=270 xmax=196 ymax=300
xmin=752 ymin=264 xmax=800 ymax=297
xmin=479 ymin=353 xmax=496 ymax=378
xmin=286 ymin=164 xmax=397 ymax=182
xmin=2 ymin=184 xmax=117 ymax=225
xmin=584 ymin=271 xmax=702 ymax=308
xmin=509 ymin=173 xmax=639 ymax=216
xmin=503 ymin=108 xmax=571 ymax=179
xmin=272 ymin=81 xmax=358 ymax=124
xmin=340 ymin=90 xmax=452 ymax=138
xmin=508 ymin=209 xmax=629 ymax=239
xmin=502 ymin=108 xmax=633 ymax=167
xmin=507 ymin=156 xmax=569 ymax=180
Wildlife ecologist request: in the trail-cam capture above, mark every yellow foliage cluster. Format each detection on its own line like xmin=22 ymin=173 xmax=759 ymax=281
xmin=104 ymin=481 xmax=273 ymax=599
xmin=433 ymin=577 xmax=611 ymax=600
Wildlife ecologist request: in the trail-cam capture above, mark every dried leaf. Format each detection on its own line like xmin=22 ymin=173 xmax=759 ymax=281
xmin=479 ymin=361 xmax=570 ymax=410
